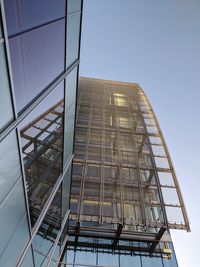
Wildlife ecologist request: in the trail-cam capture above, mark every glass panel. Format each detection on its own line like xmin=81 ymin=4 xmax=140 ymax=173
xmin=141 ymin=255 xmax=164 ymax=267
xmin=65 ymin=66 xmax=78 ymax=111
xmin=4 ymin=0 xmax=65 ymax=36
xmin=66 ymin=13 xmax=81 ymax=67
xmin=68 ymin=0 xmax=82 ymax=14
xmin=62 ymin=163 xmax=72 ymax=219
xmin=19 ymin=82 xmax=64 ymax=227
xmin=75 ymin=250 xmax=96 ymax=265
xmin=32 ymin=186 xmax=62 ymax=267
xmin=0 ymin=214 xmax=30 ymax=267
xmin=20 ymin=247 xmax=34 ymax=267
xmin=0 ymin=131 xmax=21 ymax=204
xmin=163 ymin=243 xmax=178 ymax=267
xmin=0 ymin=178 xmax=27 ymax=256
xmin=9 ymin=19 xmax=65 ymax=112
xmin=64 ymin=103 xmax=76 ymax=165
xmin=98 ymin=252 xmax=119 ymax=266
xmin=120 ymin=254 xmax=141 ymax=267
xmin=0 ymin=12 xmax=3 ymax=38
xmin=0 ymin=44 xmax=13 ymax=131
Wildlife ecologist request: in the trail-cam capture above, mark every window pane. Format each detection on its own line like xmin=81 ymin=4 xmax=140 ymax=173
xmin=65 ymin=67 xmax=78 ymax=111
xmin=98 ymin=252 xmax=119 ymax=266
xmin=20 ymin=247 xmax=34 ymax=267
xmin=32 ymin=186 xmax=62 ymax=267
xmin=66 ymin=13 xmax=81 ymax=67
xmin=0 ymin=13 xmax=3 ymax=38
xmin=19 ymin=82 xmax=64 ymax=227
xmin=120 ymin=254 xmax=141 ymax=267
xmin=68 ymin=0 xmax=82 ymax=14
xmin=62 ymin=163 xmax=72 ymax=219
xmin=0 ymin=44 xmax=13 ymax=131
xmin=141 ymin=255 xmax=164 ymax=267
xmin=64 ymin=103 xmax=76 ymax=165
xmin=0 ymin=178 xmax=27 ymax=256
xmin=75 ymin=250 xmax=96 ymax=265
xmin=0 ymin=214 xmax=30 ymax=267
xmin=4 ymin=0 xmax=65 ymax=36
xmin=0 ymin=131 xmax=21 ymax=204
xmin=9 ymin=19 xmax=65 ymax=112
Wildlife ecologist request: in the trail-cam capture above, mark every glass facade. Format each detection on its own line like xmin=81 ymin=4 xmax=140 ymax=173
xmin=0 ymin=1 xmax=188 ymax=267
xmin=0 ymin=0 xmax=82 ymax=266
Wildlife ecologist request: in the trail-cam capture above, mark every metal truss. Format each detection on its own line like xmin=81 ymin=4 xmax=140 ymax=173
xmin=68 ymin=77 xmax=190 ymax=254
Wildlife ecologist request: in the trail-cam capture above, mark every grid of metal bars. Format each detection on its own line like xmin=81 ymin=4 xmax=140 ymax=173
xmin=69 ymin=78 xmax=190 ymax=250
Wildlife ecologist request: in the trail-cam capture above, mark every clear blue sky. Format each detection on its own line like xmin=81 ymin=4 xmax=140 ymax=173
xmin=79 ymin=1 xmax=200 ymax=266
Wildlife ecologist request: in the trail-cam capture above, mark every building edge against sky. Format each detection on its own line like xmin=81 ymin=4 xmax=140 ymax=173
xmin=0 ymin=1 xmax=190 ymax=267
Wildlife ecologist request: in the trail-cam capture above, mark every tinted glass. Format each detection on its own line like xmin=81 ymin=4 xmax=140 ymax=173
xmin=19 ymin=82 xmax=64 ymax=227
xmin=68 ymin=0 xmax=82 ymax=14
xmin=0 ymin=214 xmax=30 ymax=267
xmin=0 ymin=44 xmax=13 ymax=131
xmin=0 ymin=131 xmax=21 ymax=204
xmin=98 ymin=252 xmax=119 ymax=266
xmin=20 ymin=247 xmax=34 ymax=267
xmin=4 ymin=0 xmax=65 ymax=36
xmin=32 ymin=186 xmax=62 ymax=267
xmin=120 ymin=254 xmax=141 ymax=266
xmin=62 ymin=163 xmax=72 ymax=219
xmin=75 ymin=250 xmax=96 ymax=265
xmin=9 ymin=19 xmax=65 ymax=112
xmin=66 ymin=13 xmax=81 ymax=67
xmin=141 ymin=255 xmax=164 ymax=267
xmin=0 ymin=13 xmax=2 ymax=38
xmin=65 ymin=67 xmax=78 ymax=111
xmin=0 ymin=178 xmax=27 ymax=256
xmin=64 ymin=103 xmax=76 ymax=165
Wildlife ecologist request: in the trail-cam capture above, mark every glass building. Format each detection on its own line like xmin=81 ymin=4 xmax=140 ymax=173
xmin=0 ymin=1 xmax=189 ymax=267
xmin=0 ymin=0 xmax=83 ymax=266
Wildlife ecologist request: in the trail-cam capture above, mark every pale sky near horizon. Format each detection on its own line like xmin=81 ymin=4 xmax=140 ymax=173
xmin=79 ymin=1 xmax=200 ymax=266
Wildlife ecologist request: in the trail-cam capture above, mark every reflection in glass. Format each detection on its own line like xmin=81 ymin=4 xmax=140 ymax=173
xmin=64 ymin=103 xmax=76 ymax=165
xmin=19 ymin=82 xmax=64 ymax=227
xmin=0 ymin=44 xmax=13 ymax=131
xmin=66 ymin=13 xmax=81 ymax=67
xmin=32 ymin=186 xmax=62 ymax=267
xmin=141 ymin=255 xmax=163 ymax=267
xmin=0 ymin=215 xmax=30 ymax=267
xmin=120 ymin=254 xmax=141 ymax=267
xmin=0 ymin=131 xmax=21 ymax=204
xmin=98 ymin=252 xmax=119 ymax=266
xmin=62 ymin=163 xmax=72 ymax=219
xmin=9 ymin=19 xmax=65 ymax=112
xmin=68 ymin=0 xmax=82 ymax=14
xmin=0 ymin=179 xmax=27 ymax=256
xmin=4 ymin=0 xmax=65 ymax=36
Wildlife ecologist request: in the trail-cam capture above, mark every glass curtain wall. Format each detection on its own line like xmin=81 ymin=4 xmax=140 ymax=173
xmin=0 ymin=0 xmax=83 ymax=266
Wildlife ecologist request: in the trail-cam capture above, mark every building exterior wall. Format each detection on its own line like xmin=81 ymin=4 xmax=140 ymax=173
xmin=0 ymin=1 xmax=83 ymax=266
xmin=63 ymin=77 xmax=189 ymax=267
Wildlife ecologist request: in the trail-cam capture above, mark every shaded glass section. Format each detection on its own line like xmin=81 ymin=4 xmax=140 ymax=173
xmin=68 ymin=0 xmax=82 ymax=14
xmin=4 ymin=0 xmax=65 ymax=36
xmin=120 ymin=254 xmax=141 ymax=266
xmin=64 ymin=103 xmax=76 ymax=165
xmin=32 ymin=186 xmax=62 ymax=267
xmin=0 ymin=214 xmax=30 ymax=267
xmin=9 ymin=19 xmax=65 ymax=112
xmin=0 ymin=12 xmax=2 ymax=38
xmin=66 ymin=12 xmax=81 ymax=67
xmin=0 ymin=179 xmax=27 ymax=256
xmin=62 ymin=163 xmax=72 ymax=219
xmin=0 ymin=131 xmax=21 ymax=204
xmin=0 ymin=44 xmax=13 ymax=131
xmin=19 ymin=82 xmax=64 ymax=227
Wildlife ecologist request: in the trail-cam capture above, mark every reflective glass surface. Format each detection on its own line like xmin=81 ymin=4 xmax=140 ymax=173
xmin=64 ymin=103 xmax=76 ymax=165
xmin=120 ymin=254 xmax=141 ymax=266
xmin=9 ymin=19 xmax=65 ymax=112
xmin=68 ymin=0 xmax=82 ymax=14
xmin=0 ymin=214 xmax=30 ymax=267
xmin=65 ymin=67 xmax=78 ymax=111
xmin=0 ymin=13 xmax=2 ymax=38
xmin=4 ymin=0 xmax=65 ymax=36
xmin=0 ymin=178 xmax=27 ymax=256
xmin=0 ymin=44 xmax=13 ymax=131
xmin=32 ymin=186 xmax=62 ymax=267
xmin=141 ymin=255 xmax=164 ymax=267
xmin=20 ymin=247 xmax=34 ymax=267
xmin=0 ymin=131 xmax=21 ymax=204
xmin=98 ymin=252 xmax=119 ymax=266
xmin=62 ymin=163 xmax=72 ymax=219
xmin=66 ymin=13 xmax=81 ymax=67
xmin=19 ymin=82 xmax=64 ymax=227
